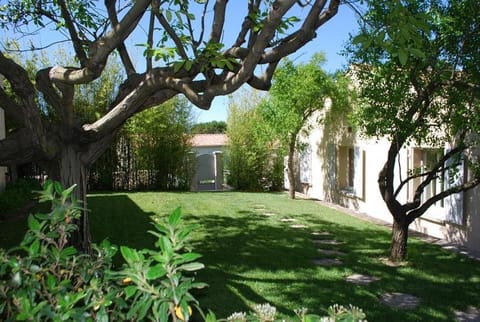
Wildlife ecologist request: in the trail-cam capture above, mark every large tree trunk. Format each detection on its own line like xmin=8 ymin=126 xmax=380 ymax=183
xmin=50 ymin=145 xmax=92 ymax=253
xmin=287 ymin=135 xmax=296 ymax=199
xmin=390 ymin=217 xmax=409 ymax=262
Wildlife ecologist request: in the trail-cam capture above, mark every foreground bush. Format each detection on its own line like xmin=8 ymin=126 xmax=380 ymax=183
xmin=0 ymin=181 xmax=366 ymax=321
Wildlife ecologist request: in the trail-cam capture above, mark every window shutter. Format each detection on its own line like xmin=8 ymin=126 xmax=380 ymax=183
xmin=300 ymin=146 xmax=312 ymax=184
xmin=444 ymin=150 xmax=464 ymax=225
xmin=353 ymin=147 xmax=365 ymax=200
xmin=327 ymin=143 xmax=337 ymax=191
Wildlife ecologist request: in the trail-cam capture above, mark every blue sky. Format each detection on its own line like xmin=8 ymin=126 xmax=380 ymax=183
xmin=195 ymin=4 xmax=360 ymax=123
xmin=1 ymin=1 xmax=360 ymax=124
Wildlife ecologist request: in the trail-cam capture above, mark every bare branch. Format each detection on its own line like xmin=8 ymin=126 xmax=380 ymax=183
xmin=210 ymin=0 xmax=227 ymax=43
xmin=49 ymin=0 xmax=151 ymax=84
xmin=57 ymin=0 xmax=89 ymax=66
xmin=261 ymin=0 xmax=340 ymax=63
xmin=247 ymin=60 xmax=279 ymax=90
xmin=154 ymin=12 xmax=189 ymax=60
xmin=233 ymin=0 xmax=259 ymax=48
xmin=147 ymin=5 xmax=156 ymax=71
xmin=105 ymin=0 xmax=136 ymax=76
xmin=408 ymin=175 xmax=480 ymax=223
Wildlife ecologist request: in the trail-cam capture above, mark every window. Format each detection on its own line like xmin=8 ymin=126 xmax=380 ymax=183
xmin=299 ymin=146 xmax=312 ymax=184
xmin=410 ymin=148 xmax=444 ymax=207
xmin=338 ymin=146 xmax=365 ymax=199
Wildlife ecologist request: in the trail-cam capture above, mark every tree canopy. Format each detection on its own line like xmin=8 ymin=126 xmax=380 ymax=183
xmin=347 ymin=0 xmax=480 ymax=261
xmin=0 ymin=0 xmax=348 ymax=249
xmin=260 ymin=53 xmax=351 ymax=198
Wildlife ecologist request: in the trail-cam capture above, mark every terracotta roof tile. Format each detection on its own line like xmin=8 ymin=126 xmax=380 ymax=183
xmin=190 ymin=134 xmax=228 ymax=147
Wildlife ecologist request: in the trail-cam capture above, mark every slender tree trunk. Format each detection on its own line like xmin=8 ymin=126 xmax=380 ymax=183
xmin=390 ymin=217 xmax=409 ymax=262
xmin=287 ymin=135 xmax=296 ymax=199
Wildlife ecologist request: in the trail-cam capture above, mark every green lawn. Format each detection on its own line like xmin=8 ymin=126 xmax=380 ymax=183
xmin=2 ymin=191 xmax=479 ymax=321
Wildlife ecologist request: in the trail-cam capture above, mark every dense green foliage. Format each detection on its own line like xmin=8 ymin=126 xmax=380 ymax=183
xmin=191 ymin=121 xmax=227 ymax=134
xmin=260 ymin=53 xmax=352 ymax=198
xmin=0 ymin=182 xmax=369 ymax=321
xmin=0 ymin=181 xmax=206 ymax=321
xmin=226 ymin=91 xmax=283 ymax=191
xmin=89 ymin=96 xmax=195 ymax=191
xmin=346 ymin=0 xmax=480 ymax=260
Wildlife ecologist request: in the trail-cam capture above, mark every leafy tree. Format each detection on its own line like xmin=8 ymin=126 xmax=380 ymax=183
xmin=226 ymin=90 xmax=283 ymax=191
xmin=346 ymin=0 xmax=480 ymax=261
xmin=0 ymin=0 xmax=345 ymax=249
xmin=260 ymin=53 xmax=351 ymax=199
xmin=191 ymin=121 xmax=227 ymax=134
xmin=123 ymin=96 xmax=194 ymax=190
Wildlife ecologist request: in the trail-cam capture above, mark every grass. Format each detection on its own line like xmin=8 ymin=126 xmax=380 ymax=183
xmin=2 ymin=191 xmax=480 ymax=321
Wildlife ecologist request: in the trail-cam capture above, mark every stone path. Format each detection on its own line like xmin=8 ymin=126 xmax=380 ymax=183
xmin=313 ymin=239 xmax=344 ymax=245
xmin=454 ymin=306 xmax=480 ymax=322
xmin=345 ymin=273 xmax=379 ymax=285
xmin=317 ymin=249 xmax=346 ymax=256
xmin=312 ymin=258 xmax=343 ymax=266
xmin=380 ymin=292 xmax=421 ymax=309
xmin=290 ymin=224 xmax=307 ymax=229
xmin=272 ymin=210 xmax=433 ymax=312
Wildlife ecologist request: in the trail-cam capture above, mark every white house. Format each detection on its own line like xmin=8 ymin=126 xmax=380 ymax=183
xmin=287 ymin=109 xmax=480 ymax=254
xmin=189 ymin=134 xmax=228 ymax=191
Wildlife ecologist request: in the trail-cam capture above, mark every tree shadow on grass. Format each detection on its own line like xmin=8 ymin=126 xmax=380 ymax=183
xmin=184 ymin=209 xmax=480 ymax=321
xmin=88 ymin=193 xmax=157 ymax=253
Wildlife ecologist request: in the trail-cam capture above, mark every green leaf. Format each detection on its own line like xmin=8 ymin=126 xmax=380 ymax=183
xmin=185 ymin=60 xmax=193 ymax=71
xmin=27 ymin=215 xmax=40 ymax=231
xmin=53 ymin=181 xmax=63 ymax=195
xmin=173 ymin=61 xmax=185 ymax=73
xmin=165 ymin=10 xmax=172 ymax=22
xmin=178 ymin=262 xmax=204 ymax=272
xmin=60 ymin=246 xmax=77 ymax=258
xmin=168 ymin=207 xmax=182 ymax=226
xmin=159 ymin=302 xmax=169 ymax=322
xmin=191 ymin=282 xmax=208 ymax=289
xmin=61 ymin=184 xmax=77 ymax=201
xmin=124 ymin=285 xmax=137 ymax=298
xmin=29 ymin=239 xmax=40 ymax=256
xmin=120 ymin=246 xmax=140 ymax=264
xmin=181 ymin=252 xmax=202 ymax=263
xmin=158 ymin=236 xmax=173 ymax=256
xmin=146 ymin=264 xmax=166 ymax=280
xmin=205 ymin=310 xmax=217 ymax=322
xmin=46 ymin=273 xmax=56 ymax=290
xmin=398 ymin=48 xmax=408 ymax=66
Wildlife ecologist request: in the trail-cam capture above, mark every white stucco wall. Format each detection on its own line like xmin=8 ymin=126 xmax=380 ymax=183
xmin=295 ymin=112 xmax=479 ymax=253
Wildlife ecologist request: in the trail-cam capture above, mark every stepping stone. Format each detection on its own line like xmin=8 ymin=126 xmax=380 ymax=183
xmin=345 ymin=274 xmax=380 ymax=285
xmin=290 ymin=224 xmax=307 ymax=229
xmin=262 ymin=213 xmax=276 ymax=217
xmin=317 ymin=249 xmax=346 ymax=256
xmin=280 ymin=218 xmax=297 ymax=222
xmin=380 ymin=292 xmax=420 ymax=309
xmin=313 ymin=239 xmax=344 ymax=245
xmin=252 ymin=204 xmax=266 ymax=210
xmin=312 ymin=231 xmax=332 ymax=237
xmin=313 ymin=258 xmax=343 ymax=266
xmin=454 ymin=306 xmax=480 ymax=322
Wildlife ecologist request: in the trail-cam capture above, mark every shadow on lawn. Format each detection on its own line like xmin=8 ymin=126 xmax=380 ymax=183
xmin=185 ymin=209 xmax=480 ymax=321
xmin=88 ymin=194 xmax=157 ymax=251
